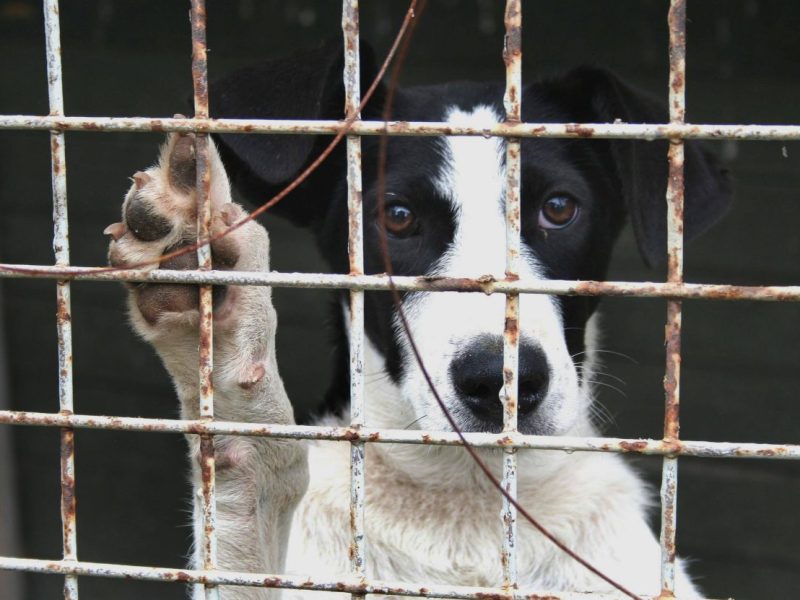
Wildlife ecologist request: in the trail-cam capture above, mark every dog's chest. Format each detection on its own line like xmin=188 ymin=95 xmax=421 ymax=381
xmin=285 ymin=441 xmax=509 ymax=586
xmin=280 ymin=440 xmax=688 ymax=600
xmin=281 ymin=441 xmax=644 ymax=593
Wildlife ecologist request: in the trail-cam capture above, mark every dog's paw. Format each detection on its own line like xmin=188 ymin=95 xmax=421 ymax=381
xmin=107 ymin=131 xmax=271 ymax=331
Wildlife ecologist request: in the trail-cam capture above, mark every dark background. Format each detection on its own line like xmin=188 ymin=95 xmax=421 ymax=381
xmin=0 ymin=1 xmax=798 ymax=598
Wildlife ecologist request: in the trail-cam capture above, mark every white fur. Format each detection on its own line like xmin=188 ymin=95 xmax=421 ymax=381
xmin=114 ymin=130 xmax=702 ymax=600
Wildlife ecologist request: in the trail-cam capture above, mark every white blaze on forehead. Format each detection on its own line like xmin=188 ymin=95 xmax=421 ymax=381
xmin=434 ymin=105 xmax=508 ymax=277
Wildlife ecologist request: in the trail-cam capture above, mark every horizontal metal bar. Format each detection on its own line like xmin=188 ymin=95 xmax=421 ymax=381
xmin=2 ymin=264 xmax=799 ymax=302
xmin=1 ymin=410 xmax=797 ymax=459
xmin=2 ymin=114 xmax=800 ymax=140
xmin=0 ymin=555 xmax=748 ymax=600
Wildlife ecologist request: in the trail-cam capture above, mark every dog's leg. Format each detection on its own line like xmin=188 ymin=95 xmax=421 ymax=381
xmin=107 ymin=133 xmax=308 ymax=599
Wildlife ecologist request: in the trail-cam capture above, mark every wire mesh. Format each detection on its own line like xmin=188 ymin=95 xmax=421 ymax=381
xmin=0 ymin=1 xmax=798 ymax=599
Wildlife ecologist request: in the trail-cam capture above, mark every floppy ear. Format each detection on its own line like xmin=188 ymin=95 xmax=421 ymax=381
xmin=542 ymin=67 xmax=732 ymax=266
xmin=209 ymin=40 xmax=385 ymax=227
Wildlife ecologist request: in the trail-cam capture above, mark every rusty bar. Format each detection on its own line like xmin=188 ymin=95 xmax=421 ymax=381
xmin=4 ymin=114 xmax=800 ymax=140
xmin=0 ymin=556 xmax=738 ymax=600
xmin=4 ymin=264 xmax=800 ymax=301
xmin=43 ymin=0 xmax=78 ymax=598
xmin=2 ymin=410 xmax=799 ymax=459
xmin=660 ymin=1 xmax=687 ymax=596
xmin=500 ymin=0 xmax=522 ymax=588
xmin=342 ymin=0 xmax=368 ymax=588
xmin=190 ymin=1 xmax=218 ymax=598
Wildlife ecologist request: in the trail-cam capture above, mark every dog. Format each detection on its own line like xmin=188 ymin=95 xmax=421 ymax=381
xmin=106 ymin=41 xmax=730 ymax=599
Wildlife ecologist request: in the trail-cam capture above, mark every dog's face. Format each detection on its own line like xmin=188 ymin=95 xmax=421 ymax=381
xmin=351 ymin=101 xmax=624 ymax=435
xmin=210 ymin=43 xmax=730 ymax=435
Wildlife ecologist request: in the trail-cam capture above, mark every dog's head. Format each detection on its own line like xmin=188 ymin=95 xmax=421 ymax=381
xmin=210 ymin=42 xmax=731 ymax=436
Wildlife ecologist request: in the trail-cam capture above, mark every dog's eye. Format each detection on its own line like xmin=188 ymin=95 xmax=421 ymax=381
xmin=538 ymin=195 xmax=579 ymax=229
xmin=384 ymin=203 xmax=419 ymax=237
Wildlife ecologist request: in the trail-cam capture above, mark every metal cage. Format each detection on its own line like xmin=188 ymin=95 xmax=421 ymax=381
xmin=1 ymin=1 xmax=799 ymax=599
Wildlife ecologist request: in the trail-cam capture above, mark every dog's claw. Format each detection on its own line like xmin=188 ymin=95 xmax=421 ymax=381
xmin=220 ymin=203 xmax=241 ymax=227
xmin=132 ymin=171 xmax=152 ymax=190
xmin=103 ymin=222 xmax=127 ymax=241
xmin=239 ymin=363 xmax=266 ymax=390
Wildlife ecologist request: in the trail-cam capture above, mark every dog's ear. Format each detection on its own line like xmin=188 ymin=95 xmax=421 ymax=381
xmin=209 ymin=40 xmax=385 ymax=227
xmin=540 ymin=66 xmax=732 ymax=266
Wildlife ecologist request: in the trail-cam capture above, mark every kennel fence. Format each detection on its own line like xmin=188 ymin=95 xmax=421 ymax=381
xmin=1 ymin=1 xmax=799 ymax=599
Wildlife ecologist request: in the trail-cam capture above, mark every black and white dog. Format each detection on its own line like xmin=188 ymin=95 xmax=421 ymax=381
xmin=107 ymin=42 xmax=730 ymax=599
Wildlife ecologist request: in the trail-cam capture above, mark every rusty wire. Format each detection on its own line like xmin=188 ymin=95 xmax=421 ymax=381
xmin=0 ymin=555 xmax=743 ymax=600
xmin=658 ymin=2 xmax=687 ymax=595
xmin=189 ymin=2 xmax=219 ymax=599
xmin=1 ymin=0 xmax=798 ymax=599
xmin=43 ymin=0 xmax=79 ymax=598
xmin=4 ymin=114 xmax=800 ymax=140
xmin=342 ymin=0 xmax=368 ymax=593
xmin=0 ymin=410 xmax=798 ymax=459
xmin=3 ymin=264 xmax=800 ymax=301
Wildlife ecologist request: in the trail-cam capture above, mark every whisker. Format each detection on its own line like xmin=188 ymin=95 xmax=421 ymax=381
xmin=591 ymin=370 xmax=628 ymax=386
xmin=403 ymin=414 xmax=428 ymax=430
xmin=584 ymin=379 xmax=628 ymax=399
xmin=575 ymin=348 xmax=639 ymax=364
xmin=589 ymin=400 xmax=617 ymax=429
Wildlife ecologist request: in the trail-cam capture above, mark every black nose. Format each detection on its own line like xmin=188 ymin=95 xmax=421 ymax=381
xmin=449 ymin=336 xmax=550 ymax=423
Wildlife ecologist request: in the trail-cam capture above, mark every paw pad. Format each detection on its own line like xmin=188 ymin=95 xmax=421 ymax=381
xmin=124 ymin=194 xmax=173 ymax=242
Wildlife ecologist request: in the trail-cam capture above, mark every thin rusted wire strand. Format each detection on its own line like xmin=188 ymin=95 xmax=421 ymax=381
xmin=371 ymin=2 xmax=641 ymax=598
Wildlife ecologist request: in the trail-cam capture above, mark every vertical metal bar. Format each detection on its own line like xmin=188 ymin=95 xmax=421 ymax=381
xmin=44 ymin=1 xmax=78 ymax=598
xmin=501 ymin=0 xmax=522 ymax=589
xmin=660 ymin=0 xmax=686 ymax=596
xmin=190 ymin=2 xmax=218 ymax=599
xmin=343 ymin=0 xmax=367 ymax=590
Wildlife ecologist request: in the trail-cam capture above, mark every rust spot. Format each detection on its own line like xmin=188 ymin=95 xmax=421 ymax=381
xmin=60 ymin=428 xmax=77 ymax=548
xmin=670 ymin=70 xmax=685 ymax=96
xmin=663 ymin=300 xmax=682 ymax=439
xmin=56 ymin=301 xmax=72 ymax=323
xmin=754 ymin=447 xmax=787 ymax=457
xmin=343 ymin=429 xmax=361 ymax=442
xmin=619 ymin=440 xmax=649 ymax=453
xmin=199 ymin=434 xmax=215 ymax=500
xmin=503 ymin=315 xmax=519 ymax=341
xmin=507 ymin=87 xmax=517 ymax=105
xmin=565 ymin=123 xmax=596 ymax=138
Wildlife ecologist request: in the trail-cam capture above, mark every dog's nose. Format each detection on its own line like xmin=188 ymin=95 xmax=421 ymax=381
xmin=449 ymin=336 xmax=550 ymax=423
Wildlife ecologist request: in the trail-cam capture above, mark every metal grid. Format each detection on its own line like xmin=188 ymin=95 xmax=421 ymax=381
xmin=0 ymin=1 xmax=799 ymax=599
